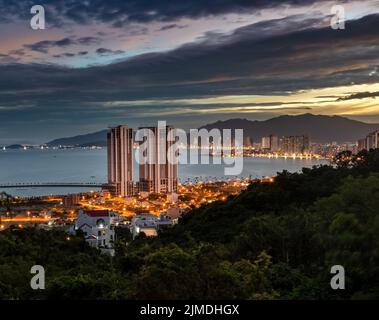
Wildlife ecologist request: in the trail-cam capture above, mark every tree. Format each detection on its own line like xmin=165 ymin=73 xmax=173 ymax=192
xmin=312 ymin=174 xmax=379 ymax=299
xmin=133 ymin=244 xmax=201 ymax=299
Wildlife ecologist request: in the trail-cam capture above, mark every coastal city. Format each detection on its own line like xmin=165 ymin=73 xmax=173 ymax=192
xmin=2 ymin=0 xmax=379 ymax=306
xmin=1 ymin=125 xmax=378 ymax=256
xmin=1 ymin=124 xmax=258 ymax=254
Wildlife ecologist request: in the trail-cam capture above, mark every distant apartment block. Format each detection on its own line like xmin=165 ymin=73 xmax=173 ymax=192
xmin=358 ymin=130 xmax=379 ymax=151
xmin=62 ymin=193 xmax=81 ymax=207
xmin=261 ymin=136 xmax=271 ymax=149
xmin=243 ymin=136 xmax=253 ymax=148
xmin=260 ymin=134 xmax=309 ymax=154
xmin=281 ymin=135 xmax=310 ymax=154
xmin=270 ymin=135 xmax=280 ymax=152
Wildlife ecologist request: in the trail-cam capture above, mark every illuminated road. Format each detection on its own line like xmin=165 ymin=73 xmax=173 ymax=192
xmin=0 ymin=182 xmax=104 ymax=188
xmin=1 ymin=218 xmax=52 ymax=222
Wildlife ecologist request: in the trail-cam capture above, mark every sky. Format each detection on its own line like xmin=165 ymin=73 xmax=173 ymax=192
xmin=0 ymin=0 xmax=379 ymax=144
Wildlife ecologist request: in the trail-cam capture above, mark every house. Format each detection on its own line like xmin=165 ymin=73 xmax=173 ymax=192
xmin=166 ymin=206 xmax=185 ymax=222
xmin=130 ymin=213 xmax=173 ymax=239
xmin=71 ymin=209 xmax=118 ymax=255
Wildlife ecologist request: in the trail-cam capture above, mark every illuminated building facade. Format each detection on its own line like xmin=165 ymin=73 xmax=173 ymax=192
xmin=107 ymin=125 xmax=134 ymax=197
xmin=138 ymin=125 xmax=178 ymax=194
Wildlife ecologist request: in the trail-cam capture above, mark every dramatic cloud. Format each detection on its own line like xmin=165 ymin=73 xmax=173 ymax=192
xmin=96 ymin=48 xmax=125 ymax=55
xmin=337 ymin=91 xmax=379 ymax=101
xmin=2 ymin=14 xmax=377 ymax=98
xmin=24 ymin=38 xmax=75 ymax=53
xmin=1 ymin=1 xmax=379 ymax=143
xmin=77 ymin=37 xmax=101 ymax=45
xmin=0 ymin=0 xmax=327 ymax=26
xmin=53 ymin=51 xmax=88 ymax=58
xmin=24 ymin=37 xmax=101 ymax=53
xmin=157 ymin=24 xmax=188 ymax=31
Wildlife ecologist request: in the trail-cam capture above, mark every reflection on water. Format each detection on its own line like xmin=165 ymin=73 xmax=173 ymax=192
xmin=0 ymin=149 xmax=328 ymax=197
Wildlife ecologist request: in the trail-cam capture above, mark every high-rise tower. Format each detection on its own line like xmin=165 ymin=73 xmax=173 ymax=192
xmin=107 ymin=125 xmax=134 ymax=196
xmin=138 ymin=125 xmax=178 ymax=194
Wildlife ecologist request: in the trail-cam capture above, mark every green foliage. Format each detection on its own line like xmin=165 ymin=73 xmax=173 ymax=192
xmin=132 ymin=244 xmax=201 ymax=299
xmin=1 ymin=150 xmax=379 ymax=299
xmin=0 ymin=228 xmax=126 ymax=299
xmin=311 ymin=174 xmax=379 ymax=298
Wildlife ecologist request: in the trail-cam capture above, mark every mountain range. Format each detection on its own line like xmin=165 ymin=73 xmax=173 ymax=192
xmin=46 ymin=114 xmax=379 ymax=146
xmin=200 ymin=114 xmax=379 ymax=143
xmin=47 ymin=130 xmax=108 ymax=147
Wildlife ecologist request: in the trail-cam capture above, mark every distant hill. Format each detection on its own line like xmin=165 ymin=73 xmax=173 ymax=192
xmin=200 ymin=114 xmax=379 ymax=143
xmin=45 ymin=114 xmax=379 ymax=146
xmin=5 ymin=144 xmax=24 ymax=150
xmin=47 ymin=130 xmax=108 ymax=147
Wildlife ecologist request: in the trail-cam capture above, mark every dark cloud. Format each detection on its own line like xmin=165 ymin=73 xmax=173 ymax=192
xmin=24 ymin=36 xmax=101 ymax=53
xmin=337 ymin=91 xmax=379 ymax=101
xmin=1 ymin=13 xmax=379 ymax=142
xmin=96 ymin=48 xmax=124 ymax=55
xmin=77 ymin=36 xmax=101 ymax=45
xmin=52 ymin=51 xmax=88 ymax=58
xmin=2 ymin=14 xmax=379 ymax=98
xmin=53 ymin=53 xmax=75 ymax=58
xmin=0 ymin=0 xmax=327 ymax=27
xmin=157 ymin=24 xmax=188 ymax=31
xmin=8 ymin=49 xmax=26 ymax=56
xmin=53 ymin=52 xmax=83 ymax=58
xmin=24 ymin=38 xmax=75 ymax=53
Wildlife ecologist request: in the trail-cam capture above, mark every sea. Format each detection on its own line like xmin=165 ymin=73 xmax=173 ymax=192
xmin=0 ymin=148 xmax=328 ymax=197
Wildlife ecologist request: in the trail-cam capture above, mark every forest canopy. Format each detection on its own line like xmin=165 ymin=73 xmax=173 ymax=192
xmin=1 ymin=149 xmax=379 ymax=300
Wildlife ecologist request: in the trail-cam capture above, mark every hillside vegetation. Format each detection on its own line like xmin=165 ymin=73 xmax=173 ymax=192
xmin=1 ymin=149 xmax=379 ymax=299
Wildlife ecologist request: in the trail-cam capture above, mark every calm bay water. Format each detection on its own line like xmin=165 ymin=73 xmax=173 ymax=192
xmin=0 ymin=149 xmax=327 ymax=197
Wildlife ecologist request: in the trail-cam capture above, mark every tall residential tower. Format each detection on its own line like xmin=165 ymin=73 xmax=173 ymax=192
xmin=138 ymin=125 xmax=178 ymax=194
xmin=107 ymin=125 xmax=134 ymax=196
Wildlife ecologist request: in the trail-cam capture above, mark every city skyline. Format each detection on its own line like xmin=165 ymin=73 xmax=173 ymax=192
xmin=2 ymin=112 xmax=379 ymax=147
xmin=1 ymin=0 xmax=379 ymax=144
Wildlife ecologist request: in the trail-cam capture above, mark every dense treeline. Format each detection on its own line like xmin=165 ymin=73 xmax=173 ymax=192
xmin=1 ymin=149 xmax=379 ymax=299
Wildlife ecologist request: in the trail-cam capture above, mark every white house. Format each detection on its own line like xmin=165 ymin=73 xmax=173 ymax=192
xmin=72 ymin=209 xmax=117 ymax=255
xmin=130 ymin=214 xmax=173 ymax=239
